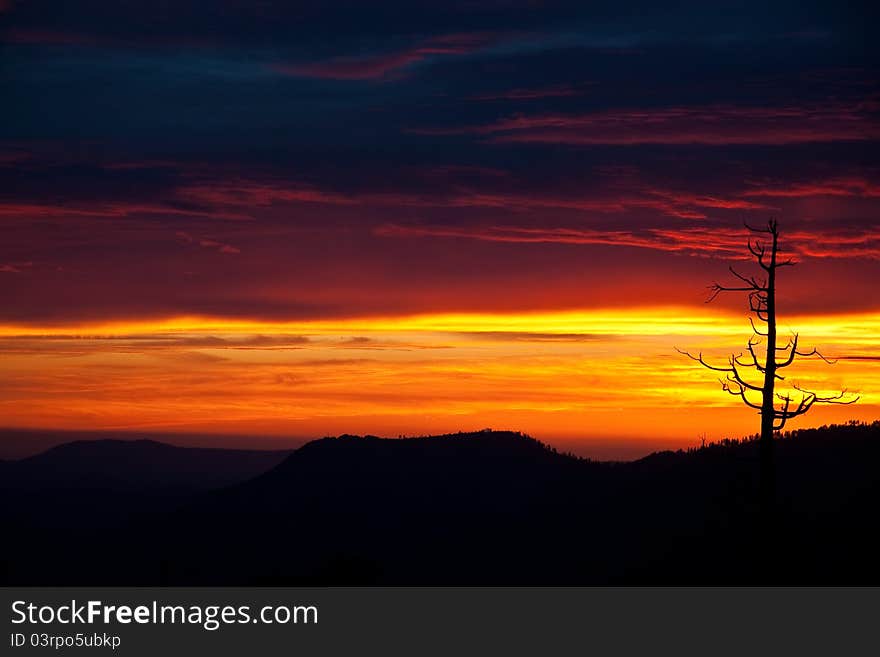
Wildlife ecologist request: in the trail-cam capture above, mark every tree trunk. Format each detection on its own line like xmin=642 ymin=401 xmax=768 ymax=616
xmin=759 ymin=227 xmax=779 ymax=539
xmin=758 ymin=417 xmax=775 ymax=527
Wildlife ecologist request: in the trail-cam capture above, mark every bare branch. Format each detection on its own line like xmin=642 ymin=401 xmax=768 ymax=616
xmin=775 ymin=336 xmax=793 ymax=351
xmin=720 ymin=377 xmax=763 ymax=410
xmin=772 ymin=394 xmax=792 ymax=430
xmin=744 ymin=338 xmax=765 ymax=373
xmin=728 ymin=266 xmax=766 ymax=290
xmin=748 ymin=316 xmax=768 ymax=336
xmin=794 ymin=347 xmax=837 ymax=365
xmin=777 ymin=333 xmax=800 ymax=369
xmin=675 ymin=348 xmax=732 ymax=373
xmin=791 ymin=383 xmax=859 ymax=406
xmin=706 ymin=283 xmax=756 ymax=303
xmin=776 ymin=335 xmax=839 ymax=368
xmin=727 ymin=362 xmax=762 ymax=392
xmin=744 ymin=230 xmax=771 ymax=270
xmin=744 ymin=220 xmax=773 ymax=234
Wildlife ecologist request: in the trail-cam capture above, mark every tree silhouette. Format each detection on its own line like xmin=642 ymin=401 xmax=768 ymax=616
xmin=677 ymin=219 xmax=858 ymax=514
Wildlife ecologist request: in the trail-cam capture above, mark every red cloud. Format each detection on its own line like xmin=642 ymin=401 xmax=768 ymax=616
xmin=358 ymin=188 xmax=769 ymax=220
xmin=0 ymin=201 xmax=250 ymax=222
xmin=0 ymin=178 xmax=355 ymax=224
xmin=179 ymin=182 xmax=356 ymax=207
xmin=743 ymin=177 xmax=880 ymax=198
xmin=0 ymin=171 xmax=773 ymax=225
xmin=375 ymin=224 xmax=880 ymax=260
xmin=414 ymin=100 xmax=880 ymax=145
xmin=176 ymin=231 xmax=240 ymax=255
xmin=272 ymin=32 xmax=494 ymax=80
xmin=0 ymin=261 xmax=33 ymax=273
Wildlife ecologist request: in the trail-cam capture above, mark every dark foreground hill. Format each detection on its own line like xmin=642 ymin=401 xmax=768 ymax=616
xmin=1 ymin=424 xmax=878 ymax=584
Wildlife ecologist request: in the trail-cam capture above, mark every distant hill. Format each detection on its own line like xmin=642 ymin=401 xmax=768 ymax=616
xmin=0 ymin=439 xmax=292 ymax=491
xmin=0 ymin=439 xmax=293 ymax=542
xmin=0 ymin=427 xmax=304 ymax=460
xmin=1 ymin=423 xmax=878 ymax=585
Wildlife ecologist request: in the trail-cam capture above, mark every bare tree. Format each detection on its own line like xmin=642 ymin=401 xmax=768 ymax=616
xmin=677 ymin=219 xmax=858 ymax=512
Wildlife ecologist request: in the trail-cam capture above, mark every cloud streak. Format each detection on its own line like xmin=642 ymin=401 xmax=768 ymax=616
xmin=176 ymin=231 xmax=241 ymax=255
xmin=743 ymin=177 xmax=880 ymax=198
xmin=0 ymin=261 xmax=33 ymax=273
xmin=272 ymin=32 xmax=495 ymax=80
xmin=414 ymin=100 xmax=880 ymax=145
xmin=375 ymin=224 xmax=880 ymax=259
xmin=470 ymin=85 xmax=584 ymax=101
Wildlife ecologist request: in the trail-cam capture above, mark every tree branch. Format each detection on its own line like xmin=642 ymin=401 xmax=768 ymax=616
xmin=706 ymin=283 xmax=757 ymax=303
xmin=749 ymin=316 xmax=768 ymax=336
xmin=728 ymin=266 xmax=766 ymax=291
xmin=675 ymin=348 xmax=732 ymax=373
xmin=720 ymin=377 xmax=763 ymax=410
xmin=791 ymin=383 xmax=859 ymax=406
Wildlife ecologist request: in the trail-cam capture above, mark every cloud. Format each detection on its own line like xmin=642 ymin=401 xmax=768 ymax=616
xmin=10 ymin=158 xmax=874 ymax=238
xmin=743 ymin=177 xmax=880 ymax=198
xmin=358 ymin=187 xmax=769 ymax=220
xmin=179 ymin=181 xmax=355 ymax=208
xmin=201 ymin=240 xmax=240 ymax=254
xmin=470 ymin=85 xmax=583 ymax=101
xmin=375 ymin=223 xmax=880 ymax=259
xmin=463 ymin=332 xmax=612 ymax=343
xmin=0 ymin=261 xmax=33 ymax=273
xmin=0 ymin=333 xmax=313 ymax=355
xmin=272 ymin=32 xmax=495 ymax=80
xmin=134 ymin=334 xmax=312 ymax=349
xmin=413 ymin=100 xmax=880 ymax=145
xmin=0 ymin=165 xmax=356 ymax=224
xmin=0 ymin=201 xmax=250 ymax=222
xmin=176 ymin=231 xmax=240 ymax=255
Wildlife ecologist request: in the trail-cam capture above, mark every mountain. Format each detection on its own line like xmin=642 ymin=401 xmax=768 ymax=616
xmin=0 ymin=439 xmax=293 ymax=550
xmin=1 ymin=424 xmax=878 ymax=585
xmin=0 ymin=439 xmax=292 ymax=491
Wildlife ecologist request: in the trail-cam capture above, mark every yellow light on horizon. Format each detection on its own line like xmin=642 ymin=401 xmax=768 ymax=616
xmin=0 ymin=305 xmax=876 ymax=457
xmin=3 ymin=306 xmax=879 ymax=338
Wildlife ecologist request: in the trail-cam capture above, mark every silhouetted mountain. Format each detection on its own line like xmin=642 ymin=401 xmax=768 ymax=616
xmin=1 ymin=423 xmax=878 ymax=585
xmin=0 ymin=439 xmax=292 ymax=491
xmin=0 ymin=428 xmax=306 ymax=461
xmin=0 ymin=439 xmax=292 ymax=539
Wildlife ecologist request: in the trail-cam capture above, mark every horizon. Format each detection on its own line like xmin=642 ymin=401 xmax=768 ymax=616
xmin=1 ymin=305 xmax=877 ymax=457
xmin=2 ymin=417 xmax=877 ymax=463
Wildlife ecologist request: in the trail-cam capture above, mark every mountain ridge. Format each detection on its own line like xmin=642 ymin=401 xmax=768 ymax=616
xmin=1 ymin=422 xmax=878 ymax=585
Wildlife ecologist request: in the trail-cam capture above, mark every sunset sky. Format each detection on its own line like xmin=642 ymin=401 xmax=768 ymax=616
xmin=1 ymin=1 xmax=878 ymax=458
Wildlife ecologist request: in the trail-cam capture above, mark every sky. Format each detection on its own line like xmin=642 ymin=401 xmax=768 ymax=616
xmin=1 ymin=1 xmax=878 ymax=458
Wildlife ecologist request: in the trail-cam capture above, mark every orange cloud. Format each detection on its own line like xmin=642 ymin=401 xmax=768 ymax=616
xmin=0 ymin=308 xmax=875 ymax=458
